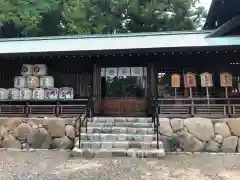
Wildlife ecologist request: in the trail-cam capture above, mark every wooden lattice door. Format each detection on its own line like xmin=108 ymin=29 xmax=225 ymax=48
xmin=100 ymin=67 xmax=148 ymax=116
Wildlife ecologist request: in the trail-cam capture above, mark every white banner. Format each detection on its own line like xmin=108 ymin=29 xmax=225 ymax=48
xmin=106 ymin=68 xmax=117 ymax=77
xmin=131 ymin=67 xmax=143 ymax=77
xmin=118 ymin=67 xmax=130 ymax=77
xmin=143 ymin=67 xmax=147 ymax=76
xmin=101 ymin=68 xmax=105 ymax=77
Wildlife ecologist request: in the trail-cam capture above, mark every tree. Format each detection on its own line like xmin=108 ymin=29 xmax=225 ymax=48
xmin=112 ymin=0 xmax=207 ymax=32
xmin=38 ymin=1 xmax=64 ymax=36
xmin=0 ymin=0 xmax=207 ymax=37
xmin=0 ymin=0 xmax=58 ymax=37
xmin=88 ymin=0 xmax=124 ymax=34
xmin=0 ymin=0 xmax=93 ymax=37
xmin=60 ymin=0 xmax=92 ymax=35
xmin=80 ymin=0 xmax=207 ymax=33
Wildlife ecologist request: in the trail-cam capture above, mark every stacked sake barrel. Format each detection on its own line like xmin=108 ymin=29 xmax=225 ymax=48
xmin=11 ymin=64 xmax=74 ymax=100
xmin=33 ymin=64 xmax=74 ymax=100
xmin=10 ymin=64 xmax=31 ymax=100
xmin=13 ymin=64 xmax=38 ymax=100
xmin=12 ymin=64 xmax=54 ymax=100
xmin=0 ymin=88 xmax=10 ymax=100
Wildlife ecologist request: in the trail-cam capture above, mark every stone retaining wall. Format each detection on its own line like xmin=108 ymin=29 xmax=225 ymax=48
xmin=2 ymin=117 xmax=240 ymax=153
xmin=0 ymin=118 xmax=76 ymax=150
xmin=160 ymin=117 xmax=240 ymax=152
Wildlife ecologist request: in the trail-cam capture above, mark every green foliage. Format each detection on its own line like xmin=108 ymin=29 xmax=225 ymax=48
xmin=0 ymin=0 xmax=57 ymax=36
xmin=122 ymin=0 xmax=206 ymax=32
xmin=61 ymin=0 xmax=92 ymax=35
xmin=0 ymin=0 xmax=207 ymax=37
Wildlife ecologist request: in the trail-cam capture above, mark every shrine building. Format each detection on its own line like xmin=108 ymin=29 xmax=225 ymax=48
xmin=0 ymin=10 xmax=240 ymax=118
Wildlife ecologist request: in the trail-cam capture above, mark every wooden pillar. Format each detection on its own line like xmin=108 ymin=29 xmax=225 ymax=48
xmin=147 ymin=63 xmax=157 ymax=115
xmin=93 ymin=64 xmax=101 ymax=115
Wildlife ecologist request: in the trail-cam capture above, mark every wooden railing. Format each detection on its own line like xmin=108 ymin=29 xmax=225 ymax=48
xmin=155 ymin=97 xmax=240 ymax=118
xmin=0 ymin=98 xmax=92 ymax=117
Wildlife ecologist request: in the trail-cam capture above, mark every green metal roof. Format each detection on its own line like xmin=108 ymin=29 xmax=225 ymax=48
xmin=0 ymin=30 xmax=240 ymax=54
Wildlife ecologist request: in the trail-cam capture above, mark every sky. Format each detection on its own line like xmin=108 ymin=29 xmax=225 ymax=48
xmin=198 ymin=0 xmax=211 ymax=10
xmin=196 ymin=0 xmax=212 ymax=29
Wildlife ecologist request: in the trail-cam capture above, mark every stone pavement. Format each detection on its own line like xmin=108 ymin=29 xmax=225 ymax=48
xmin=1 ymin=151 xmax=240 ymax=179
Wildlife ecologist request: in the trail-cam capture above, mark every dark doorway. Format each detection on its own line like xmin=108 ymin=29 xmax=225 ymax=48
xmin=100 ymin=67 xmax=148 ymax=116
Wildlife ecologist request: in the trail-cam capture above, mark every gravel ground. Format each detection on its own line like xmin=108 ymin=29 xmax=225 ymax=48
xmin=0 ymin=150 xmax=240 ymax=180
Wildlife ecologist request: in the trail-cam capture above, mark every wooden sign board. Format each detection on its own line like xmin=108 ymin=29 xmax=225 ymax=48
xmin=220 ymin=72 xmax=233 ymax=87
xmin=184 ymin=73 xmax=196 ymax=88
xmin=171 ymin=74 xmax=180 ymax=88
xmin=200 ymin=72 xmax=213 ymax=87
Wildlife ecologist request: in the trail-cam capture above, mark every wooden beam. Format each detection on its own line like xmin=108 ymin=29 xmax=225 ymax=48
xmin=93 ymin=64 xmax=101 ymax=114
xmin=147 ymin=63 xmax=157 ymax=115
xmin=206 ymin=15 xmax=240 ymax=38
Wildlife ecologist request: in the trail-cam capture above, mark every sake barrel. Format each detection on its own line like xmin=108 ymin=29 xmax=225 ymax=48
xmin=32 ymin=88 xmax=45 ymax=100
xmin=14 ymin=76 xmax=27 ymax=88
xmin=0 ymin=88 xmax=8 ymax=100
xmin=45 ymin=88 xmax=59 ymax=100
xmin=33 ymin=64 xmax=47 ymax=76
xmin=21 ymin=64 xmax=33 ymax=76
xmin=40 ymin=76 xmax=54 ymax=88
xmin=8 ymin=88 xmax=20 ymax=100
xmin=27 ymin=76 xmax=39 ymax=88
xmin=59 ymin=87 xmax=74 ymax=99
xmin=19 ymin=88 xmax=32 ymax=100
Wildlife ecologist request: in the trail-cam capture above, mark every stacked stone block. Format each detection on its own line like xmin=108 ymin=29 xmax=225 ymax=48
xmin=2 ymin=116 xmax=240 ymax=155
xmin=0 ymin=118 xmax=76 ymax=150
xmin=159 ymin=117 xmax=240 ymax=152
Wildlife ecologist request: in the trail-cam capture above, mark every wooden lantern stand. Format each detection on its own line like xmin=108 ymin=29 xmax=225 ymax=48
xmin=200 ymin=72 xmax=213 ymax=105
xmin=220 ymin=72 xmax=233 ymax=115
xmin=171 ymin=74 xmax=181 ymax=98
xmin=184 ymin=72 xmax=196 ymax=116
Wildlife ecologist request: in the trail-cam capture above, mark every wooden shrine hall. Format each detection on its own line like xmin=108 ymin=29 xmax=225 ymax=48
xmin=0 ymin=13 xmax=240 ymax=117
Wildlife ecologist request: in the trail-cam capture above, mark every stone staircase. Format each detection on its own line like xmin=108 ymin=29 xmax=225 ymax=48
xmin=72 ymin=117 xmax=165 ymax=158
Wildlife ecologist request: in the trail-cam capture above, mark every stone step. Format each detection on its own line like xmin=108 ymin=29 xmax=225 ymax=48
xmin=78 ymin=126 xmax=154 ymax=134
xmin=86 ymin=122 xmax=154 ymax=128
xmin=76 ymin=140 xmax=163 ymax=149
xmin=92 ymin=117 xmax=152 ymax=124
xmin=71 ymin=147 xmax=165 ymax=158
xmin=82 ymin=121 xmax=154 ymax=128
xmin=78 ymin=133 xmax=158 ymax=141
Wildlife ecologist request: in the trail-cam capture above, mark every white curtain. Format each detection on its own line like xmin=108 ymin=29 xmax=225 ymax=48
xmin=131 ymin=67 xmax=143 ymax=77
xmin=118 ymin=67 xmax=130 ymax=77
xmin=106 ymin=68 xmax=117 ymax=77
